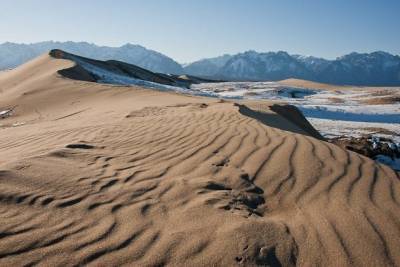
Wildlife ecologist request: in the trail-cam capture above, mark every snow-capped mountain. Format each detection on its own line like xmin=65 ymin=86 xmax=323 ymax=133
xmin=183 ymin=54 xmax=233 ymax=78
xmin=317 ymin=51 xmax=400 ymax=85
xmin=292 ymin=55 xmax=330 ymax=73
xmin=0 ymin=41 xmax=183 ymax=74
xmin=185 ymin=50 xmax=400 ymax=85
xmin=216 ymin=51 xmax=314 ymax=81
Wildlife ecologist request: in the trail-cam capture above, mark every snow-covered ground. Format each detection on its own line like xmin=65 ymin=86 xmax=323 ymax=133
xmin=191 ymin=81 xmax=400 ymax=133
xmin=308 ymin=118 xmax=400 ymax=143
xmin=298 ymin=105 xmax=400 ymax=123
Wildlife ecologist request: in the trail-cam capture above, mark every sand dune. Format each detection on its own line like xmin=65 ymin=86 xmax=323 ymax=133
xmin=279 ymin=78 xmax=400 ymax=91
xmin=0 ymin=52 xmax=400 ymax=266
xmin=278 ymin=78 xmax=342 ymax=90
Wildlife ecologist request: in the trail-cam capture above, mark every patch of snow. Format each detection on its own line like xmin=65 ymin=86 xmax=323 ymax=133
xmin=0 ymin=109 xmax=13 ymax=118
xmin=192 ymin=82 xmax=320 ymax=101
xmin=307 ymin=118 xmax=400 ymax=143
xmin=297 ymin=105 xmax=400 ymax=123
xmin=73 ymin=57 xmax=217 ymax=98
xmin=0 ymin=110 xmax=11 ymax=116
xmin=12 ymin=122 xmax=25 ymax=127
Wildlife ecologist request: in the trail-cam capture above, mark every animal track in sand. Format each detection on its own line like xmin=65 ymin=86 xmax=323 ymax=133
xmin=65 ymin=143 xmax=95 ymax=149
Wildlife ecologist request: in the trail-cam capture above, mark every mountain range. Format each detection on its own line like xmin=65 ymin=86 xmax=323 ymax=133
xmin=0 ymin=41 xmax=183 ymax=74
xmin=185 ymin=51 xmax=400 ymax=86
xmin=1 ymin=41 xmax=400 ymax=86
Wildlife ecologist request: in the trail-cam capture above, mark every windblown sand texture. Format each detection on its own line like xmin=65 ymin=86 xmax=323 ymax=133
xmin=0 ymin=53 xmax=400 ymax=266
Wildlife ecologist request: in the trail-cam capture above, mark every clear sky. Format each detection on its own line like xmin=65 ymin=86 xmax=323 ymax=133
xmin=1 ymin=0 xmax=399 ymax=62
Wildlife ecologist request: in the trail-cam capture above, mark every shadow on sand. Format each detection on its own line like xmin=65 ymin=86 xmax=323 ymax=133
xmin=235 ymin=103 xmax=324 ymax=140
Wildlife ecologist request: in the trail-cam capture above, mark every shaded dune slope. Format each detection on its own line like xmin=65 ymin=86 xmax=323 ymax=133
xmin=0 ymin=53 xmax=400 ymax=266
xmin=49 ymin=49 xmax=193 ymax=88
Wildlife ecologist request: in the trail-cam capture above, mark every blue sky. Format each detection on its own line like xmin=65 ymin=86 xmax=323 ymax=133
xmin=1 ymin=0 xmax=399 ymax=62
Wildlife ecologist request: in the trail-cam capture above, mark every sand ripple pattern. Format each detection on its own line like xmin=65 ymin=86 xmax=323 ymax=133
xmin=0 ymin=103 xmax=399 ymax=266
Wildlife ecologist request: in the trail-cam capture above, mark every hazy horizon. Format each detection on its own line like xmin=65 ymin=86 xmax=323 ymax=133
xmin=1 ymin=0 xmax=400 ymax=62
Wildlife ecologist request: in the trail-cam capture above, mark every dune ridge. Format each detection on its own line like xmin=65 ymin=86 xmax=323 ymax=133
xmin=0 ymin=52 xmax=399 ymax=266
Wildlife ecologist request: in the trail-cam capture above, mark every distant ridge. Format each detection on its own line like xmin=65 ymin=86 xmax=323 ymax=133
xmin=1 ymin=41 xmax=400 ymax=85
xmin=0 ymin=41 xmax=183 ymax=74
xmin=185 ymin=50 xmax=400 ymax=86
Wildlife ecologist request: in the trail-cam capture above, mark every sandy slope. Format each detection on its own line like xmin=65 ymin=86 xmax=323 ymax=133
xmin=279 ymin=78 xmax=400 ymax=91
xmin=0 ymin=53 xmax=400 ymax=266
